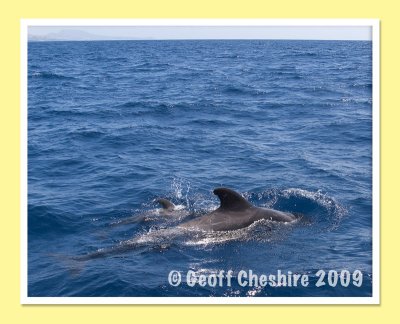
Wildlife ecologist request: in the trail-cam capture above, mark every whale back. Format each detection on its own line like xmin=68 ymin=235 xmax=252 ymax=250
xmin=213 ymin=188 xmax=252 ymax=211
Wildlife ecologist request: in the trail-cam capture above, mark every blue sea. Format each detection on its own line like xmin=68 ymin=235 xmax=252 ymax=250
xmin=28 ymin=39 xmax=373 ymax=297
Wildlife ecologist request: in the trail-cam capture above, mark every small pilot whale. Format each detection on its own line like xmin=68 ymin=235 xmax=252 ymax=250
xmin=180 ymin=187 xmax=296 ymax=231
xmin=157 ymin=198 xmax=176 ymax=211
xmin=110 ymin=198 xmax=187 ymax=227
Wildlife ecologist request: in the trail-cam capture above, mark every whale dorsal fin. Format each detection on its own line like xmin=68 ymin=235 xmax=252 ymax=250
xmin=213 ymin=188 xmax=252 ymax=211
xmin=157 ymin=198 xmax=175 ymax=210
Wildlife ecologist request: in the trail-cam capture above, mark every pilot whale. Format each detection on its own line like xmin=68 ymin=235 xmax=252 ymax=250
xmin=71 ymin=188 xmax=297 ymax=262
xmin=179 ymin=187 xmax=296 ymax=231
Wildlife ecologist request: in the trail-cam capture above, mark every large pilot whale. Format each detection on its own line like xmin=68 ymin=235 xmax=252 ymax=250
xmin=71 ymin=188 xmax=297 ymax=262
xmin=179 ymin=187 xmax=296 ymax=231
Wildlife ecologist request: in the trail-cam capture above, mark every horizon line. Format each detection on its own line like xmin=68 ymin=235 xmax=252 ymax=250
xmin=28 ymin=38 xmax=372 ymax=42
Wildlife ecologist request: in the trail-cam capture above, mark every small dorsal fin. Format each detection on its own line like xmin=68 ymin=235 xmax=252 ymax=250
xmin=213 ymin=188 xmax=252 ymax=211
xmin=157 ymin=198 xmax=175 ymax=210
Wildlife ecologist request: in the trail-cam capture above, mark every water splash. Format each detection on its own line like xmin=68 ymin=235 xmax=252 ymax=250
xmin=170 ymin=177 xmax=191 ymax=206
xmin=246 ymin=188 xmax=347 ymax=231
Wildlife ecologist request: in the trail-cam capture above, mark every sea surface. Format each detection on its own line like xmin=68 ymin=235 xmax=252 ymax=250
xmin=28 ymin=39 xmax=373 ymax=297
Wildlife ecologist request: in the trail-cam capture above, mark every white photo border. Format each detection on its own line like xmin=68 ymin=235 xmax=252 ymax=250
xmin=20 ymin=18 xmax=380 ymax=305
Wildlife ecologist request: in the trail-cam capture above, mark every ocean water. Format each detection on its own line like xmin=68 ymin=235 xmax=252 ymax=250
xmin=28 ymin=40 xmax=373 ymax=297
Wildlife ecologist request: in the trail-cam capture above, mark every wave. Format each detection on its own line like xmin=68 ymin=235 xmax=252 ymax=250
xmin=68 ymin=129 xmax=106 ymax=140
xmin=116 ymin=101 xmax=182 ymax=109
xmin=340 ymin=97 xmax=372 ymax=104
xmin=28 ymin=205 xmax=83 ymax=235
xmin=281 ymin=51 xmax=318 ymax=58
xmin=29 ymin=71 xmax=76 ymax=80
xmin=131 ymin=62 xmax=173 ymax=72
xmin=215 ymin=53 xmax=240 ymax=59
xmin=116 ymin=101 xmax=143 ymax=109
xmin=351 ymin=82 xmax=372 ymax=89
xmin=222 ymin=84 xmax=278 ymax=96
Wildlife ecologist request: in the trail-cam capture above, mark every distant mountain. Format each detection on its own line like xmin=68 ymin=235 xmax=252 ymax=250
xmin=28 ymin=29 xmax=119 ymax=42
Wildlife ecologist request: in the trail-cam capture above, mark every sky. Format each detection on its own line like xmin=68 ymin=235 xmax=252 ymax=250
xmin=28 ymin=26 xmax=372 ymax=41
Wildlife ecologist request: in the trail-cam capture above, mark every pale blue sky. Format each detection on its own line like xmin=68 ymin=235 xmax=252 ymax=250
xmin=28 ymin=26 xmax=372 ymax=41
